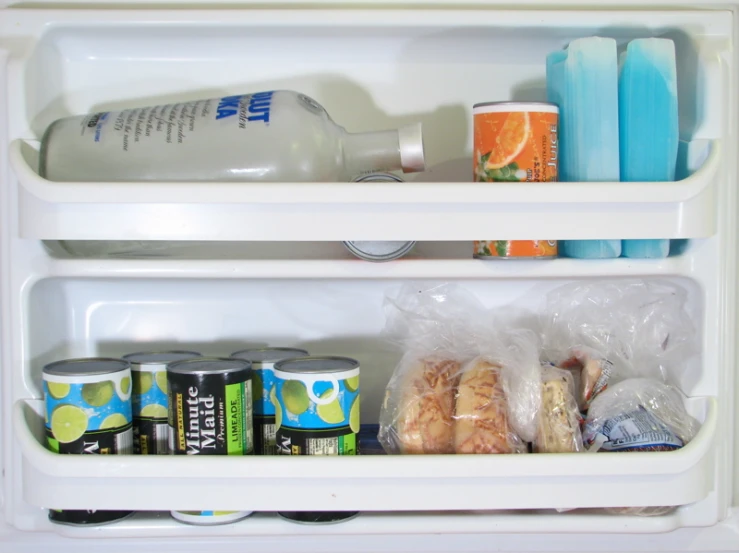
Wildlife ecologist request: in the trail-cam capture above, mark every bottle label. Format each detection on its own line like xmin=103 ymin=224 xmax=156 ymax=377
xmin=80 ymin=91 xmax=275 ymax=151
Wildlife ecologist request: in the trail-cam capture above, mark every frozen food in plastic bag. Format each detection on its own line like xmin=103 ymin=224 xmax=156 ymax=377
xmin=480 ymin=326 xmax=542 ymax=444
xmin=454 ymin=357 xmax=526 ymax=454
xmin=583 ymin=378 xmax=699 ymax=453
xmin=543 ymin=280 xmax=697 ymax=409
xmin=380 ymin=354 xmax=461 ymax=454
xmin=379 ymin=283 xmax=483 ymax=454
xmin=557 ymin=348 xmax=614 ymax=412
xmin=583 ymin=378 xmax=699 ymax=517
xmin=534 ymin=364 xmax=584 ymax=453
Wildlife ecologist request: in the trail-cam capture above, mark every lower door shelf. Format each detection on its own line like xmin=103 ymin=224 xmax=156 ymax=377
xmin=14 ymin=397 xmax=717 ymax=513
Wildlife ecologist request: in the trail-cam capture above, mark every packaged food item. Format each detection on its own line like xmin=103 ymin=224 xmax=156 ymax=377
xmin=454 ymin=357 xmax=525 ymax=454
xmin=167 ymin=357 xmax=253 ymax=525
xmin=472 ymin=101 xmax=559 ymax=260
xmin=272 ymin=356 xmax=360 ymax=524
xmin=383 ymin=354 xmax=460 ymax=454
xmin=122 ymin=350 xmax=201 ymax=455
xmin=230 ymin=347 xmax=309 ymax=455
xmin=557 ymin=349 xmax=614 ymax=412
xmin=534 ymin=365 xmax=584 ymax=453
xmin=542 ymin=279 xmax=697 ymax=408
xmin=583 ymin=378 xmax=699 ymax=453
xmin=39 ymin=90 xmax=425 ymax=182
xmin=43 ymin=357 xmax=134 ymax=526
xmin=583 ymin=378 xmax=700 ymax=517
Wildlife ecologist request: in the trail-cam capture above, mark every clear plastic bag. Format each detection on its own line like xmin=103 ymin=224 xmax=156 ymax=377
xmin=379 ymin=283 xmax=483 ymax=454
xmin=534 ymin=364 xmax=584 ymax=453
xmin=583 ymin=378 xmax=699 ymax=517
xmin=453 ymin=357 xmax=527 ymax=454
xmin=583 ymin=378 xmax=699 ymax=452
xmin=380 ymin=353 xmax=462 ymax=454
xmin=542 ymin=279 xmax=697 ymax=409
xmin=479 ymin=325 xmax=542 ymax=444
xmin=378 ymin=283 xmax=533 ymax=454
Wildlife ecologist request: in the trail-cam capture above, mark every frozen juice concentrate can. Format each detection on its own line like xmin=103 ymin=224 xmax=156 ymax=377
xmin=123 ymin=350 xmax=201 ymax=455
xmin=273 ymin=356 xmax=360 ymax=524
xmin=473 ymin=101 xmax=559 ymax=259
xmin=167 ymin=357 xmax=253 ymax=525
xmin=230 ymin=347 xmax=309 ymax=455
xmin=43 ymin=357 xmax=134 ymax=526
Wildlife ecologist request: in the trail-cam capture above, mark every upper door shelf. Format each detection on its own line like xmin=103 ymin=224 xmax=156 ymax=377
xmin=0 ymin=9 xmax=729 ymax=241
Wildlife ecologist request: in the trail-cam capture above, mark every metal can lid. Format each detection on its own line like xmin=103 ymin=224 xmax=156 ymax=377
xmin=472 ymin=101 xmax=559 ymax=114
xmin=274 ymin=356 xmax=359 ymax=374
xmin=231 ymin=347 xmax=309 ymax=363
xmin=351 ymin=172 xmax=404 ymax=183
xmin=343 ymin=241 xmax=416 ymax=262
xmin=43 ymin=357 xmax=130 ymax=377
xmin=167 ymin=357 xmax=252 ymax=375
xmin=123 ymin=351 xmax=202 ymax=365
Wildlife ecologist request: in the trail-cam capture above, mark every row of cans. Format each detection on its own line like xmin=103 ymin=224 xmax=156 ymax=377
xmin=42 ymin=348 xmax=360 ymax=526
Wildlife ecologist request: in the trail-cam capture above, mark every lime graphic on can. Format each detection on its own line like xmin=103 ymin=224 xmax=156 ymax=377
xmin=123 ymin=350 xmax=201 ymax=455
xmin=167 ymin=357 xmax=254 ymax=526
xmin=272 ymin=356 xmax=360 ymax=525
xmin=231 ymin=347 xmax=308 ymax=455
xmin=43 ymin=357 xmax=134 ymax=526
xmin=272 ymin=356 xmax=359 ymax=456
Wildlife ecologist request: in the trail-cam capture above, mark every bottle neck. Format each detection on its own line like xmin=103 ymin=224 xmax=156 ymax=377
xmin=341 ymin=130 xmax=402 ymax=178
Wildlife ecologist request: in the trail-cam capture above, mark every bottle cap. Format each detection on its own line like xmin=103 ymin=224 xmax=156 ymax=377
xmin=398 ymin=122 xmax=426 ymax=173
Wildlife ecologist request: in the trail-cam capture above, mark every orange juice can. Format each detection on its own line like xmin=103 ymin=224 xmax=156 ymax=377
xmin=473 ymin=101 xmax=559 ymax=259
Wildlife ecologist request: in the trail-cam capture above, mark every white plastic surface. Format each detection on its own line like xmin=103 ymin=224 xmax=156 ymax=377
xmin=0 ymin=9 xmax=729 ymax=240
xmin=13 ymin=396 xmax=718 ymax=512
xmin=0 ymin=3 xmax=736 ymax=545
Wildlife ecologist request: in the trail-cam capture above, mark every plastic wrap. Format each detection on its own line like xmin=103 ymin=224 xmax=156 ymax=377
xmin=583 ymin=378 xmax=699 ymax=517
xmin=583 ymin=378 xmax=699 ymax=452
xmin=542 ymin=279 xmax=697 ymax=409
xmin=378 ymin=283 xmax=532 ymax=454
xmin=534 ymin=364 xmax=584 ymax=453
xmin=379 ymin=283 xmax=482 ymax=454
xmin=480 ymin=326 xmax=542 ymax=444
xmin=454 ymin=357 xmax=526 ymax=454
xmin=381 ymin=354 xmax=461 ymax=454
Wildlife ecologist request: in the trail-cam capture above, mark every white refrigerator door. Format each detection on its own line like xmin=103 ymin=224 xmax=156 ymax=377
xmin=0 ymin=1 xmax=738 ymax=552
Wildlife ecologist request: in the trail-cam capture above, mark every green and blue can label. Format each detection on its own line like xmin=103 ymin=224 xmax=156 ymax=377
xmin=231 ymin=347 xmax=308 ymax=455
xmin=273 ymin=357 xmax=359 ymax=456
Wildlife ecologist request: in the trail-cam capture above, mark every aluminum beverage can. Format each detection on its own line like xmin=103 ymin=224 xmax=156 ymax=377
xmin=43 ymin=357 xmax=134 ymax=526
xmin=230 ymin=347 xmax=309 ymax=455
xmin=122 ymin=350 xmax=201 ymax=455
xmin=473 ymin=101 xmax=559 ymax=259
xmin=167 ymin=357 xmax=254 ymax=525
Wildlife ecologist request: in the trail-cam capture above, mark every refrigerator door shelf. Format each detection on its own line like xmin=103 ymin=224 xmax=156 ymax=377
xmin=13 ymin=396 xmax=718 ymax=515
xmin=10 ymin=138 xmax=720 ymax=241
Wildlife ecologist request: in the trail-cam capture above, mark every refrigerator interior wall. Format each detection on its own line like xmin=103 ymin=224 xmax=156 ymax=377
xmin=0 ymin=5 xmax=735 ymax=542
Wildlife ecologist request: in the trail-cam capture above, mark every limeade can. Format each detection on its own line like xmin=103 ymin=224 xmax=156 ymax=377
xmin=230 ymin=347 xmax=309 ymax=455
xmin=43 ymin=357 xmax=134 ymax=526
xmin=167 ymin=357 xmax=253 ymax=525
xmin=123 ymin=350 xmax=201 ymax=455
xmin=273 ymin=356 xmax=360 ymax=524
xmin=473 ymin=101 xmax=559 ymax=259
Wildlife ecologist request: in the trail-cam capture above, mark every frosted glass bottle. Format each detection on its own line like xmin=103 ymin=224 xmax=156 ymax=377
xmin=39 ymin=90 xmax=425 ymax=182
